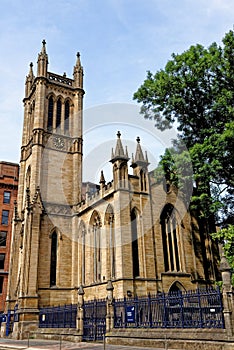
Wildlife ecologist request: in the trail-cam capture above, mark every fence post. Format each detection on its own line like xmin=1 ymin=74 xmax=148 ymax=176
xmin=77 ymin=285 xmax=84 ymax=336
xmin=106 ymin=280 xmax=114 ymax=333
xmin=197 ymin=288 xmax=203 ymax=328
xmin=219 ymin=245 xmax=233 ymax=336
xmin=179 ymin=291 xmax=184 ymax=328
xmin=148 ymin=293 xmax=152 ymax=328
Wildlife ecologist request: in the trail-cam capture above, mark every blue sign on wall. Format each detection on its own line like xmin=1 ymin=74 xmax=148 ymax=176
xmin=126 ymin=306 xmax=135 ymax=323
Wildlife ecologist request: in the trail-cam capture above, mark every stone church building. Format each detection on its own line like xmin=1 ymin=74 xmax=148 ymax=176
xmin=5 ymin=41 xmax=220 ymax=337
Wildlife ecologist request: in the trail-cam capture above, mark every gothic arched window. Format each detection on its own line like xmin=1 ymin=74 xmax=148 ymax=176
xmin=160 ymin=204 xmax=181 ymax=272
xmin=50 ymin=231 xmax=57 ymax=286
xmin=64 ymin=100 xmax=70 ymax=133
xmin=56 ymin=98 xmax=62 ymax=130
xmin=90 ymin=212 xmax=102 ymax=283
xmin=131 ymin=209 xmax=140 ymax=278
xmin=47 ymin=96 xmax=53 ymax=131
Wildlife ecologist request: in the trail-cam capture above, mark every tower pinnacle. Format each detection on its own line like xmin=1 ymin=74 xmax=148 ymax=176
xmin=41 ymin=39 xmax=47 ymax=53
xmin=110 ymin=131 xmax=129 ymax=162
xmin=73 ymin=52 xmax=83 ymax=88
xmin=99 ymin=170 xmax=106 ymax=186
xmin=25 ymin=62 xmax=35 ymax=97
xmin=37 ymin=39 xmax=48 ymax=77
xmin=76 ymin=52 xmax=81 ymax=66
xmin=131 ymin=136 xmax=150 ymax=168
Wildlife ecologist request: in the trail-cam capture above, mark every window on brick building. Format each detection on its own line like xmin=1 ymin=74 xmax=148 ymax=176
xmin=0 ymin=232 xmax=7 ymax=246
xmin=1 ymin=210 xmax=9 ymax=225
xmin=3 ymin=191 xmax=11 ymax=204
xmin=0 ymin=254 xmax=5 ymax=270
xmin=0 ymin=276 xmax=3 ymax=293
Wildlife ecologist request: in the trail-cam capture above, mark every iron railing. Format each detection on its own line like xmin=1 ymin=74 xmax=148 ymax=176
xmin=114 ymin=287 xmax=224 ymax=329
xmin=37 ymin=287 xmax=224 ymax=332
xmin=39 ymin=304 xmax=77 ymax=328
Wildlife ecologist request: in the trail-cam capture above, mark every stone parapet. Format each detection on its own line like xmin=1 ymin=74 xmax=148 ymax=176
xmin=76 ymin=181 xmax=114 ymax=212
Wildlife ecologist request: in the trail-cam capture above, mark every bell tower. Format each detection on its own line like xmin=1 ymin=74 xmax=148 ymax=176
xmin=6 ymin=41 xmax=85 ymax=338
xmin=19 ymin=40 xmax=84 ymax=207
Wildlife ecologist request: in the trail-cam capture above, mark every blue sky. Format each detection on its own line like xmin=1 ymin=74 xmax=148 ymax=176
xmin=0 ymin=0 xmax=233 ymax=181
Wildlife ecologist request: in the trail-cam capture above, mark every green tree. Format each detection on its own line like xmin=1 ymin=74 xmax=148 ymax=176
xmin=133 ymin=29 xmax=234 ymax=226
xmin=134 ymin=30 xmax=234 ymax=283
xmin=212 ymin=225 xmax=234 ymax=285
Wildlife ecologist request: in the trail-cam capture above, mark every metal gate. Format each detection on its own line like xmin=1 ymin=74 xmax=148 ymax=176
xmin=83 ymin=298 xmax=106 ymax=341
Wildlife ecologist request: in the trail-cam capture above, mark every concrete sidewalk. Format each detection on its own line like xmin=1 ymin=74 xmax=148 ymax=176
xmin=0 ymin=338 xmax=171 ymax=350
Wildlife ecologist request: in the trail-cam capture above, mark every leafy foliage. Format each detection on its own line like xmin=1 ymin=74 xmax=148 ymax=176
xmin=134 ymin=29 xmax=234 ymax=226
xmin=134 ymin=31 xmax=234 ymax=146
xmin=212 ymin=225 xmax=234 ymax=285
xmin=134 ymin=30 xmax=234 ymax=283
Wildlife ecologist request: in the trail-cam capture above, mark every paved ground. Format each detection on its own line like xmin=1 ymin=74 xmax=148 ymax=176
xmin=0 ymin=338 xmax=173 ymax=350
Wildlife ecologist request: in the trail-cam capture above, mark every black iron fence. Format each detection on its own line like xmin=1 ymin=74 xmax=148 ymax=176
xmin=83 ymin=298 xmax=106 ymax=341
xmin=38 ymin=287 xmax=224 ymax=332
xmin=114 ymin=287 xmax=224 ymax=329
xmin=39 ymin=304 xmax=77 ymax=328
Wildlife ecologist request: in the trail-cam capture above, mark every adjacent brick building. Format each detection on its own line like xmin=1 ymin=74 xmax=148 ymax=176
xmin=0 ymin=162 xmax=19 ymax=315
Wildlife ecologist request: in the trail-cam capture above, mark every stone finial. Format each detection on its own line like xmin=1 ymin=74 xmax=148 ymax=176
xmin=25 ymin=62 xmax=35 ymax=96
xmin=37 ymin=39 xmax=48 ymax=77
xmin=110 ymin=131 xmax=129 ymax=162
xmin=99 ymin=170 xmax=106 ymax=185
xmin=135 ymin=137 xmax=145 ymax=161
xmin=41 ymin=39 xmax=46 ymax=53
xmin=131 ymin=135 xmax=150 ymax=168
xmin=73 ymin=51 xmax=83 ymax=88
xmin=125 ymin=146 xmax=129 ymax=158
xmin=29 ymin=62 xmax=34 ymax=73
xmin=145 ymin=151 xmax=149 ymax=163
xmin=76 ymin=52 xmax=81 ymax=66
